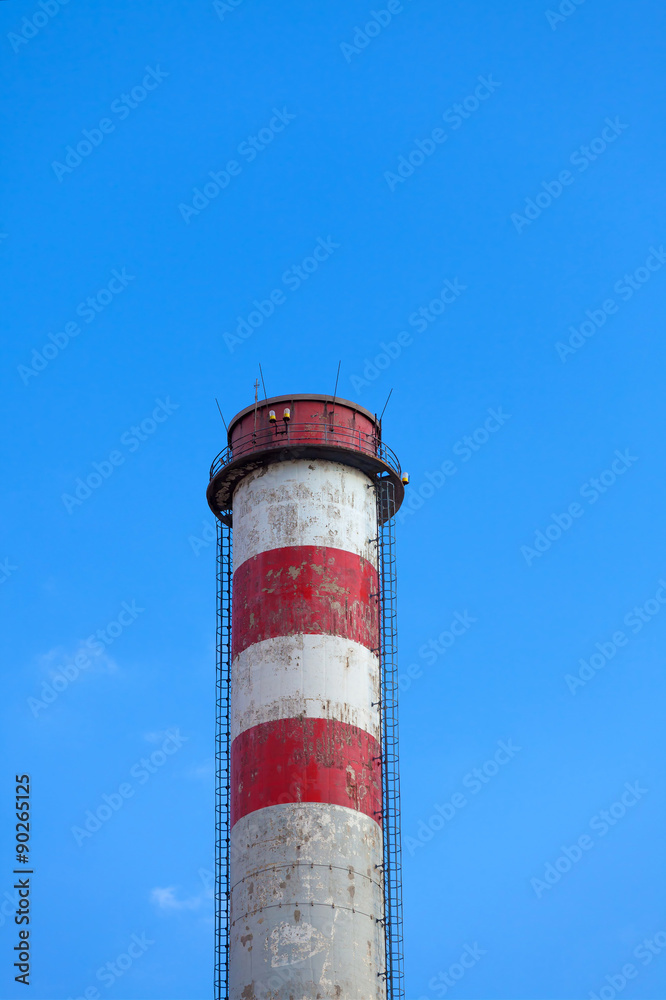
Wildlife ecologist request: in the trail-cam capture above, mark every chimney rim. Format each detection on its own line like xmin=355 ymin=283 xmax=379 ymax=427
xmin=227 ymin=393 xmax=378 ymax=441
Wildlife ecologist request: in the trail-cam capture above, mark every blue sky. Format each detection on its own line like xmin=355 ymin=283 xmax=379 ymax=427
xmin=1 ymin=1 xmax=665 ymax=997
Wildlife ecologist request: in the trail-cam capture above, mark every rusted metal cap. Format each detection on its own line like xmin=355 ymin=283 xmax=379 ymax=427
xmin=207 ymin=394 xmax=404 ymax=523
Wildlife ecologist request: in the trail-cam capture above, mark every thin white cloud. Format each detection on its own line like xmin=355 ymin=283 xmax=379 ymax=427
xmin=143 ymin=730 xmax=168 ymax=744
xmin=143 ymin=728 xmax=185 ymax=744
xmin=35 ymin=644 xmax=117 ymax=679
xmin=150 ymin=886 xmax=206 ymax=912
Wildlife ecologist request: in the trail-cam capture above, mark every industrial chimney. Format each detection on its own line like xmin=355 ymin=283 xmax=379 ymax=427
xmin=207 ymin=393 xmax=405 ymax=1000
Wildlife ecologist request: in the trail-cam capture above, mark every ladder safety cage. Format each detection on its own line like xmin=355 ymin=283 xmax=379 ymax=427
xmin=215 ymin=517 xmax=232 ymax=1000
xmin=375 ymin=476 xmax=405 ymax=1000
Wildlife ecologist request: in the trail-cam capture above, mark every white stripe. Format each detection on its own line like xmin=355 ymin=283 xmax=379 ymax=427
xmin=231 ymin=634 xmax=380 ymax=741
xmin=231 ymin=802 xmax=383 ymax=877
xmin=232 ymin=459 xmax=377 ymax=572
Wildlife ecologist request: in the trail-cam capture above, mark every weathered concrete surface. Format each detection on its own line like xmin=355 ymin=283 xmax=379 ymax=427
xmin=229 ymin=454 xmax=386 ymax=999
xmin=230 ymin=803 xmax=386 ymax=1000
xmin=231 ymin=634 xmax=380 ymax=741
xmin=232 ymin=460 xmax=377 ymax=571
xmin=232 ymin=545 xmax=378 ymax=658
xmin=230 ymin=718 xmax=382 ymax=825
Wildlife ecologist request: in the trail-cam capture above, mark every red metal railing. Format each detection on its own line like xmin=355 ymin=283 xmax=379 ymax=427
xmin=209 ymin=421 xmax=401 ymax=481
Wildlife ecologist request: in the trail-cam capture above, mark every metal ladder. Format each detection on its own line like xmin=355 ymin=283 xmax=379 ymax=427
xmin=215 ymin=517 xmax=232 ymax=1000
xmin=376 ymin=477 xmax=405 ymax=1000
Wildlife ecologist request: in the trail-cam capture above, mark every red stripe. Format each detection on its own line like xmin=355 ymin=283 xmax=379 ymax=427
xmin=232 ymin=545 xmax=378 ymax=658
xmin=231 ymin=717 xmax=382 ymax=827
